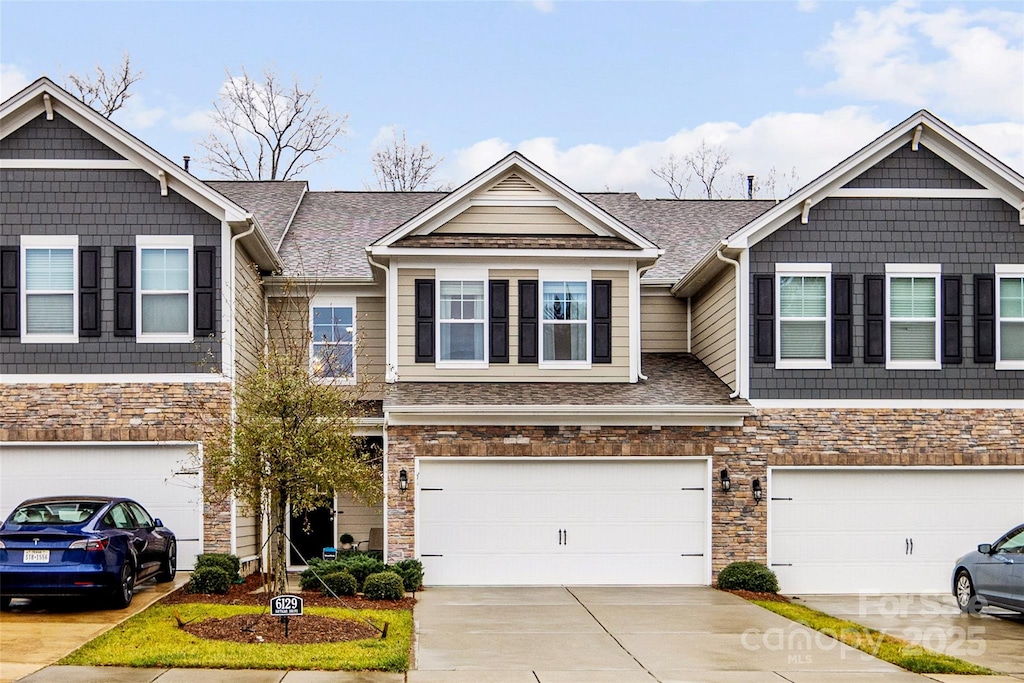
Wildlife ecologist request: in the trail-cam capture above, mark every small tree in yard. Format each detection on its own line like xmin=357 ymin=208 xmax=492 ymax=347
xmin=197 ymin=277 xmax=381 ymax=596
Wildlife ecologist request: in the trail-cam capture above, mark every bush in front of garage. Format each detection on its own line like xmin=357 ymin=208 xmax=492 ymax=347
xmin=363 ymin=571 xmax=405 ymax=601
xmin=717 ymin=562 xmax=779 ymax=593
xmin=194 ymin=553 xmax=240 ymax=581
xmin=186 ymin=566 xmax=232 ymax=594
xmin=299 ymin=554 xmax=387 ymax=592
xmin=390 ymin=559 xmax=424 ymax=592
xmin=319 ymin=570 xmax=358 ymax=597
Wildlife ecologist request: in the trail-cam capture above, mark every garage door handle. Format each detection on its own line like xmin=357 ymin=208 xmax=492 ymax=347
xmin=909 ymin=538 xmax=913 ymax=555
xmin=421 ymin=554 xmax=443 ymax=557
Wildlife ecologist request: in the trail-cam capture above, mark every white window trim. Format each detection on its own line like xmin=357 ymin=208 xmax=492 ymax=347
xmin=136 ymin=235 xmax=193 ymax=344
xmin=20 ymin=235 xmax=79 ymax=344
xmin=995 ymin=264 xmax=1024 ymax=370
xmin=309 ymin=295 xmax=357 ymax=384
xmin=539 ymin=268 xmax=592 ymax=370
xmin=435 ymin=268 xmax=488 ymax=370
xmin=885 ymin=263 xmax=941 ymax=370
xmin=775 ymin=263 xmax=831 ymax=370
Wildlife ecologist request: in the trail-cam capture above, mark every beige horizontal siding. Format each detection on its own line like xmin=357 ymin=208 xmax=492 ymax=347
xmin=336 ymin=491 xmax=383 ymax=550
xmin=234 ymin=507 xmax=258 ymax=558
xmin=396 ymin=267 xmax=630 ymax=382
xmin=233 ymin=245 xmax=265 ymax=378
xmin=434 ymin=205 xmax=591 ymax=235
xmin=691 ymin=268 xmax=736 ymax=389
xmin=355 ymin=296 xmax=386 ymax=398
xmin=641 ymin=290 xmax=688 ymax=352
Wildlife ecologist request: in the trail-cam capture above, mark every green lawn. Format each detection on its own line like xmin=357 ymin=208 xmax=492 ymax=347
xmin=753 ymin=600 xmax=994 ymax=676
xmin=60 ymin=603 xmax=412 ymax=671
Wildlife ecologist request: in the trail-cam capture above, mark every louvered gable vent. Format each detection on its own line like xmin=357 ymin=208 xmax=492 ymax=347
xmin=485 ymin=173 xmax=542 ymax=196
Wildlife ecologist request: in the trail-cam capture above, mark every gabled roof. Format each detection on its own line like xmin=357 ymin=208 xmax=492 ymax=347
xmin=369 ymin=152 xmax=663 ymax=259
xmin=209 ymin=180 xmax=307 ymax=251
xmin=726 ymin=109 xmax=1024 ymax=250
xmin=0 ymin=77 xmax=280 ymax=269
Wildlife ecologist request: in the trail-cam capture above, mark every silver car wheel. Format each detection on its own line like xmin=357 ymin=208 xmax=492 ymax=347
xmin=955 ymin=571 xmax=977 ymax=613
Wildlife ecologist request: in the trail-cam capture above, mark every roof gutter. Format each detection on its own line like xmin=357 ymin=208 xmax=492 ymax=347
xmin=714 ymin=243 xmax=742 ymax=399
xmin=385 ymin=403 xmax=755 ymax=427
xmin=636 ymin=261 xmax=658 ymax=381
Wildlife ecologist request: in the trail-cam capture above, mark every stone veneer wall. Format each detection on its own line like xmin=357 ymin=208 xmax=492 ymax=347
xmin=0 ymin=382 xmax=234 ymax=553
xmin=385 ymin=409 xmax=1024 ymax=581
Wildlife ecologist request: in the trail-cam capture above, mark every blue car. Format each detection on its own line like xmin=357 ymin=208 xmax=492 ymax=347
xmin=953 ymin=524 xmax=1024 ymax=615
xmin=0 ymin=496 xmax=176 ymax=609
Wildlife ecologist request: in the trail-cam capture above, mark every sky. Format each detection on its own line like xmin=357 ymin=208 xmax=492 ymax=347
xmin=2 ymin=0 xmax=1022 ymax=198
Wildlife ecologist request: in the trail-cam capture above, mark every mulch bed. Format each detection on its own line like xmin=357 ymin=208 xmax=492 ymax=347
xmin=161 ymin=572 xmax=417 ymax=610
xmin=182 ymin=613 xmax=381 ymax=645
xmin=721 ymin=588 xmax=791 ymax=603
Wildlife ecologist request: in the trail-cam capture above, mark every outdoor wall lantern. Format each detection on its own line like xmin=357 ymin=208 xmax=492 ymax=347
xmin=719 ymin=469 xmax=731 ymax=492
xmin=752 ymin=478 xmax=763 ymax=503
xmin=399 ymin=469 xmax=409 ymax=492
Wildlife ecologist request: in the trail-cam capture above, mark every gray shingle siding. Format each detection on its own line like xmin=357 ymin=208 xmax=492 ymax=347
xmin=0 ymin=113 xmax=126 ymax=161
xmin=1 ymin=168 xmax=222 ymax=374
xmin=749 ymin=196 xmax=1024 ymax=399
xmin=842 ymin=143 xmax=983 ymax=189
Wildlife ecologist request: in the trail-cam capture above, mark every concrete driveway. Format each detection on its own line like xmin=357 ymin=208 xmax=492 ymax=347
xmin=0 ymin=573 xmax=188 ymax=683
xmin=794 ymin=594 xmax=1024 ymax=680
xmin=411 ymin=586 xmax=929 ymax=682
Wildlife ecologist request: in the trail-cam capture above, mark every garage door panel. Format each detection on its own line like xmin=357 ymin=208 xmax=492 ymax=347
xmin=771 ymin=469 xmax=1024 ymax=594
xmin=418 ymin=459 xmax=708 ymax=586
xmin=0 ymin=445 xmax=203 ymax=570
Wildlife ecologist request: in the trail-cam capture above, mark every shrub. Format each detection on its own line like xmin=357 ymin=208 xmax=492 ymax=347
xmin=320 ymin=570 xmax=358 ymax=597
xmin=299 ymin=559 xmax=348 ymax=590
xmin=362 ymin=571 xmax=405 ymax=600
xmin=344 ymin=555 xmax=386 ymax=589
xmin=194 ymin=553 xmax=240 ymax=581
xmin=186 ymin=566 xmax=232 ymax=594
xmin=717 ymin=562 xmax=779 ymax=593
xmin=339 ymin=533 xmax=355 ymax=546
xmin=390 ymin=558 xmax=424 ymax=592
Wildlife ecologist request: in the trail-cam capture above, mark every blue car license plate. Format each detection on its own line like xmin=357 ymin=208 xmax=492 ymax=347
xmin=23 ymin=549 xmax=50 ymax=563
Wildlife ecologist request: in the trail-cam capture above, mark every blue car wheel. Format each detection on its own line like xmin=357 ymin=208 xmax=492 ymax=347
xmin=112 ymin=561 xmax=135 ymax=609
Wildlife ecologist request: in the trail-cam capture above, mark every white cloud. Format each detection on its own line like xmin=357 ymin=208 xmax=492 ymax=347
xmin=113 ymin=93 xmax=165 ymax=130
xmin=796 ymin=0 xmax=818 ymax=13
xmin=814 ymin=0 xmax=1024 ymax=119
xmin=451 ymin=108 xmax=1024 ymax=198
xmin=171 ymin=109 xmax=216 ymax=133
xmin=1 ymin=63 xmax=32 ymax=101
xmin=530 ymin=0 xmax=555 ymax=13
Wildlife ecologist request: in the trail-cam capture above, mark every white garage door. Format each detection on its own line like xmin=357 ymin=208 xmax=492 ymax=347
xmin=770 ymin=468 xmax=1024 ymax=594
xmin=0 ymin=444 xmax=203 ymax=570
xmin=417 ymin=458 xmax=708 ymax=586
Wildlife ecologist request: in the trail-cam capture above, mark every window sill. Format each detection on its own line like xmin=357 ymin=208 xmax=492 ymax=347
xmin=313 ymin=376 xmax=356 ymax=386
xmin=776 ymin=359 xmax=831 ymax=370
xmin=539 ymin=361 xmax=592 ymax=370
xmin=20 ymin=334 xmax=78 ymax=344
xmin=885 ymin=360 xmax=942 ymax=370
xmin=995 ymin=360 xmax=1024 ymax=370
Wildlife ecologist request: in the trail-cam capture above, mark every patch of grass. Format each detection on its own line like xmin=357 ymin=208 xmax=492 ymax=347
xmin=752 ymin=600 xmax=995 ymax=676
xmin=59 ymin=604 xmax=411 ymax=671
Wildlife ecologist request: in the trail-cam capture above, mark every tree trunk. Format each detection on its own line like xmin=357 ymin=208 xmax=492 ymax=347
xmin=273 ymin=488 xmax=289 ymax=596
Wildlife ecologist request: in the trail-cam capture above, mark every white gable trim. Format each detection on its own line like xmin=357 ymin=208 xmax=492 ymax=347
xmin=371 ymin=152 xmax=661 ymax=252
xmin=727 ymin=110 xmax=1024 ymax=250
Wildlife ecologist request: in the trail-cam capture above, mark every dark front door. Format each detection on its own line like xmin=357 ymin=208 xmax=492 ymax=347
xmin=289 ymin=505 xmax=334 ymax=566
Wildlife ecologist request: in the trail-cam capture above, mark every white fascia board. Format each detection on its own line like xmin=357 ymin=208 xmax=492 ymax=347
xmin=752 ymin=399 xmax=1024 ymax=409
xmin=372 ymin=152 xmax=660 ymax=251
xmin=385 ymin=404 xmax=755 ymax=427
xmin=263 ymin=276 xmax=383 ymax=295
xmin=641 ymin=278 xmax=679 ymax=288
xmin=671 ymin=242 xmax=743 ymax=298
xmin=1 ymin=373 xmax=231 ymax=384
xmin=371 ymin=246 xmax=662 ymax=262
xmin=726 ymin=110 xmax=1024 ymax=250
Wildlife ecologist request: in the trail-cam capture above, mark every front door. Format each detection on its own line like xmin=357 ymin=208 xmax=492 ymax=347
xmin=289 ymin=504 xmax=334 ymax=566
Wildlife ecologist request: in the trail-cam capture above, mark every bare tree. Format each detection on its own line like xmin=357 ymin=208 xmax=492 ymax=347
xmin=63 ymin=53 xmax=143 ymax=119
xmin=198 ymin=66 xmax=347 ymax=180
xmin=370 ymin=126 xmax=445 ymax=191
xmin=761 ymin=166 xmax=801 ymax=200
xmin=651 ymin=153 xmax=691 ymax=199
xmin=685 ymin=140 xmax=731 ymax=199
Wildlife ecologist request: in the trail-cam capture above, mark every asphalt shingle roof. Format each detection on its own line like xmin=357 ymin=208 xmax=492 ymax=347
xmin=385 ymin=353 xmax=747 ymax=408
xmin=208 ymin=180 xmax=307 ymax=250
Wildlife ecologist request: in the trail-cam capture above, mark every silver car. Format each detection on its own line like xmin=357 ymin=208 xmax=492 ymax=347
xmin=953 ymin=524 xmax=1024 ymax=614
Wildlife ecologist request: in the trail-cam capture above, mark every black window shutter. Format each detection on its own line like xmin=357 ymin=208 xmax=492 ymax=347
xmin=832 ymin=274 xmax=853 ymax=363
xmin=489 ymin=279 xmax=509 ymax=363
xmin=753 ymin=274 xmax=774 ymax=362
xmin=518 ymin=279 xmax=539 ymax=364
xmin=864 ymin=274 xmax=885 ymax=363
xmin=0 ymin=247 xmax=19 ymax=337
xmin=194 ymin=247 xmax=216 ymax=337
xmin=974 ymin=274 xmax=996 ymax=363
xmin=592 ymin=279 xmax=612 ymax=364
xmin=941 ymin=275 xmax=962 ymax=364
xmin=79 ymin=247 xmax=101 ymax=337
xmin=114 ymin=247 xmax=135 ymax=337
xmin=414 ymin=278 xmax=435 ymax=363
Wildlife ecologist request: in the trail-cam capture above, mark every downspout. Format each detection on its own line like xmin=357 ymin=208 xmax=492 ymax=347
xmin=715 ymin=244 xmax=741 ymax=399
xmin=365 ymin=249 xmax=391 ymax=381
xmin=636 ymin=263 xmax=657 ymax=381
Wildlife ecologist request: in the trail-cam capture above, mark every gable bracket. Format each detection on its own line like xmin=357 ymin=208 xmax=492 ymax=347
xmin=911 ymin=124 xmax=923 ymax=152
xmin=157 ymin=170 xmax=168 ymax=197
xmin=42 ymin=94 xmax=53 ymax=120
xmin=801 ymin=199 xmax=813 ymax=225
xmin=1020 ymin=201 xmax=1024 ymax=226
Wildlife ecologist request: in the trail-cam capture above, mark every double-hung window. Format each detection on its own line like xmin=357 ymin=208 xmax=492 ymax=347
xmin=311 ymin=298 xmax=355 ymax=380
xmin=996 ymin=265 xmax=1024 ymax=369
xmin=776 ymin=264 xmax=830 ymax=369
xmin=137 ymin=235 xmax=193 ymax=342
xmin=541 ymin=277 xmax=589 ymax=365
xmin=886 ymin=264 xmax=940 ymax=369
xmin=438 ymin=277 xmax=486 ymax=365
xmin=21 ymin=235 xmax=78 ymax=343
